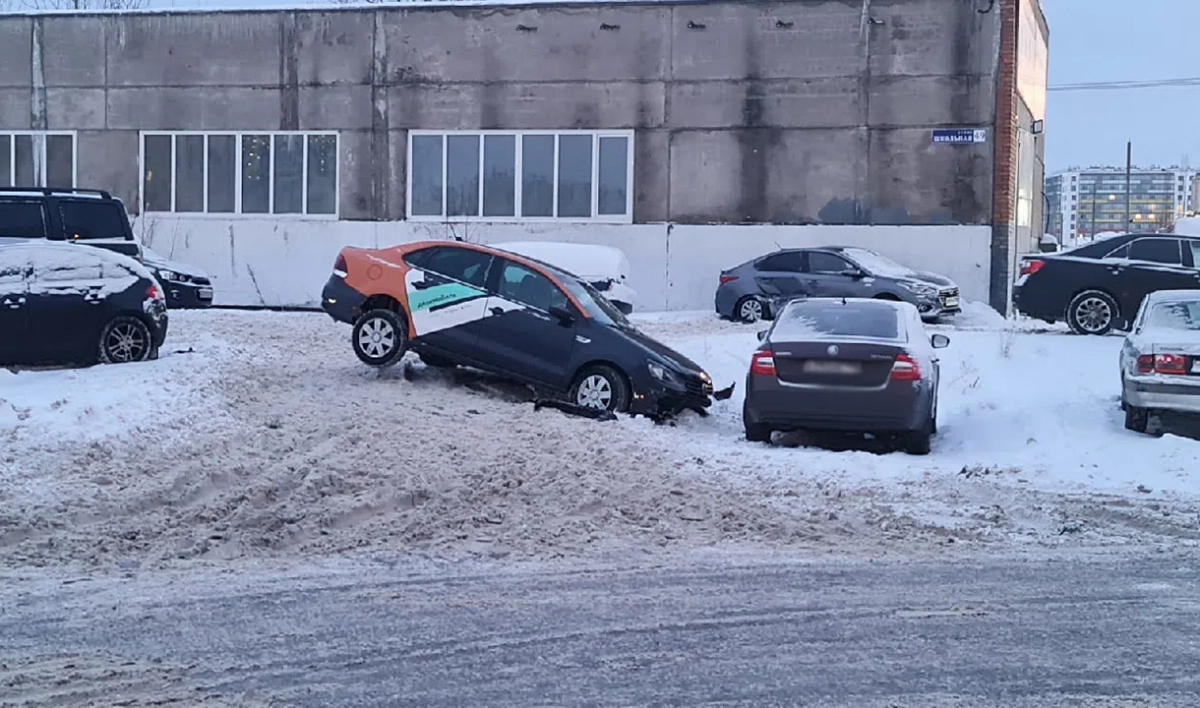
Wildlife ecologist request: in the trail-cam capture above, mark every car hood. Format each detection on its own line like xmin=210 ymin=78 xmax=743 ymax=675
xmin=615 ymin=323 xmax=707 ymax=375
xmin=908 ymin=271 xmax=956 ymax=288
xmin=141 ymin=247 xmax=210 ymax=278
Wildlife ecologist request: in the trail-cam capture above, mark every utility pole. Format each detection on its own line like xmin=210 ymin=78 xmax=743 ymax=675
xmin=1089 ymin=182 xmax=1098 ymax=239
xmin=1124 ymin=141 xmax=1132 ymax=231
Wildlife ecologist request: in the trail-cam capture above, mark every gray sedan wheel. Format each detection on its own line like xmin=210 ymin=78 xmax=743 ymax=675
xmin=735 ymin=296 xmax=765 ymax=323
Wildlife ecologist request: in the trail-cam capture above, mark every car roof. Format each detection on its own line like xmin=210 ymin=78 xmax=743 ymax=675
xmin=773 ymin=297 xmax=911 ymax=341
xmin=1142 ymin=289 xmax=1200 ymax=306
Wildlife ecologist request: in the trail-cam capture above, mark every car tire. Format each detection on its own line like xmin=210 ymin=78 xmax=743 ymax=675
xmin=735 ymin=296 xmax=766 ymax=323
xmin=1066 ymin=290 xmax=1119 ymax=336
xmin=1123 ymin=405 xmax=1161 ymax=436
xmin=569 ymin=364 xmax=631 ymax=413
xmin=352 ymin=308 xmax=409 ymax=368
xmin=901 ymin=414 xmax=934 ymax=455
xmin=98 ymin=316 xmax=155 ymax=365
xmin=744 ymin=422 xmax=772 ymax=443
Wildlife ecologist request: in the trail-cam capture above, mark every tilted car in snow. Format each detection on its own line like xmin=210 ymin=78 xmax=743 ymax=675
xmin=489 ymin=241 xmax=636 ymax=314
xmin=320 ymin=240 xmax=728 ymax=418
xmin=139 ymin=246 xmax=214 ymax=309
xmin=0 ymin=240 xmax=168 ymax=367
xmin=715 ymin=246 xmax=961 ymax=324
xmin=1119 ymin=289 xmax=1200 ymax=435
xmin=1015 ymin=232 xmax=1200 ymax=335
xmin=742 ymin=297 xmax=949 ymax=455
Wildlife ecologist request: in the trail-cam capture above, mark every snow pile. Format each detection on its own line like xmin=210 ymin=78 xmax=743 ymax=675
xmin=954 ymin=300 xmax=1007 ymax=330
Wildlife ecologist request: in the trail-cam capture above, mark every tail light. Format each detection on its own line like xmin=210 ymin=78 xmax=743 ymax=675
xmin=749 ymin=351 xmax=775 ymax=376
xmin=333 ymin=253 xmax=348 ymax=276
xmin=146 ymin=284 xmax=163 ymax=301
xmin=890 ymin=353 xmax=921 ymax=381
xmin=1019 ymin=259 xmax=1045 ymax=276
xmin=719 ymin=273 xmax=738 ymax=286
xmin=1137 ymin=353 xmax=1187 ymax=375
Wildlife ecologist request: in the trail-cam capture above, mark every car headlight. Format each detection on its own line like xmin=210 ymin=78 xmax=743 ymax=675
xmin=648 ymin=362 xmax=682 ymax=386
xmin=158 ymin=270 xmax=178 ymax=282
xmin=899 ymin=281 xmax=938 ymax=297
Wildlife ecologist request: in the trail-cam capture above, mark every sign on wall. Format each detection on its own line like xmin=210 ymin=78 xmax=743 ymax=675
xmin=932 ymin=129 xmax=987 ymax=145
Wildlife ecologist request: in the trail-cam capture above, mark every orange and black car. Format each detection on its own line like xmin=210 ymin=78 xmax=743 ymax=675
xmin=320 ymin=240 xmax=729 ymax=417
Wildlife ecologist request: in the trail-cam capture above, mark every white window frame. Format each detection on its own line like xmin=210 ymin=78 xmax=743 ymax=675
xmin=138 ymin=130 xmax=340 ymax=219
xmin=1 ymin=130 xmax=78 ymax=188
xmin=406 ymin=129 xmax=635 ymax=224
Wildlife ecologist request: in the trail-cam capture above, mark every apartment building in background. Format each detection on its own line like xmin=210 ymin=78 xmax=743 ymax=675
xmin=1046 ymin=167 xmax=1196 ymax=242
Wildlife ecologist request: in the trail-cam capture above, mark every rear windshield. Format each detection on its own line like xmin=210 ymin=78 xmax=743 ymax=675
xmin=774 ymin=301 xmax=904 ymax=340
xmin=1145 ymin=301 xmax=1200 ymax=331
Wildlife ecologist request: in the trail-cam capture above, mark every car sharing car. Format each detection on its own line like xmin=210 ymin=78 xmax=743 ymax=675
xmin=320 ymin=240 xmax=732 ymax=418
xmin=1119 ymin=289 xmax=1200 ymax=435
xmin=1016 ymin=232 xmax=1200 ymax=335
xmin=140 ymin=245 xmax=214 ymax=309
xmin=742 ymin=297 xmax=949 ymax=455
xmin=490 ymin=241 xmax=637 ymax=314
xmin=0 ymin=240 xmax=168 ymax=367
xmin=716 ymin=246 xmax=961 ymax=323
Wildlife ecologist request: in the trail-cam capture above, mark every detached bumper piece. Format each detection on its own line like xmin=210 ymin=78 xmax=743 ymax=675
xmin=533 ymin=398 xmax=619 ymax=421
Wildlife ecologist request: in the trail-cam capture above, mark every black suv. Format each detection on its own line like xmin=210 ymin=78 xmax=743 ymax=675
xmin=0 ymin=188 xmax=213 ymax=308
xmin=1015 ymin=232 xmax=1200 ymax=334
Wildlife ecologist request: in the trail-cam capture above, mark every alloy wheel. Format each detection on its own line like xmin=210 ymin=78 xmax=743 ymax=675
xmin=576 ymin=374 xmax=614 ymax=410
xmin=1074 ymin=297 xmax=1112 ymax=333
xmin=357 ymin=317 xmax=397 ymax=359
xmin=105 ymin=321 xmax=149 ymax=363
xmin=739 ymin=298 xmax=763 ymax=322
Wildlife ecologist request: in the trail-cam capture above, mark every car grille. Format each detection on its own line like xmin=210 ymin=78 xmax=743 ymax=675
xmin=684 ymin=375 xmax=713 ymax=398
xmin=938 ymin=288 xmax=959 ymax=305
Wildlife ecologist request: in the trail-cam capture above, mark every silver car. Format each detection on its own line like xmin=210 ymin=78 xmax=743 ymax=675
xmin=1119 ymin=289 xmax=1200 ymax=435
xmin=715 ymin=246 xmax=961 ymax=323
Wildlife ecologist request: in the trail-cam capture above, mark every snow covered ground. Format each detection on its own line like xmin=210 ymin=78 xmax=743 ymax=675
xmin=2 ymin=304 xmax=1199 ymax=572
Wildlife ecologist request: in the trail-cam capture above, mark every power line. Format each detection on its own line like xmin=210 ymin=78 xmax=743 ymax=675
xmin=1049 ymin=77 xmax=1200 ymax=92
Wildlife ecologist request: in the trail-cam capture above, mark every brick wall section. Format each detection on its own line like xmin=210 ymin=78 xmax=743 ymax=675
xmin=989 ymin=0 xmax=1020 ymax=313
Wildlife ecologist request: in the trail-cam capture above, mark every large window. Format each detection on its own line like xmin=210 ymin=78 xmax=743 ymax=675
xmin=0 ymin=132 xmax=76 ymax=189
xmin=140 ymin=132 xmax=339 ymax=217
xmin=407 ymin=130 xmax=633 ymax=222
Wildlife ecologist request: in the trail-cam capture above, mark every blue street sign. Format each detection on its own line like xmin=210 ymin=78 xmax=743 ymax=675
xmin=932 ymin=129 xmax=987 ymax=145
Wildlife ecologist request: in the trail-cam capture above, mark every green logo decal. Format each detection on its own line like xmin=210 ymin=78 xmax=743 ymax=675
xmin=409 ymin=281 xmax=485 ymax=312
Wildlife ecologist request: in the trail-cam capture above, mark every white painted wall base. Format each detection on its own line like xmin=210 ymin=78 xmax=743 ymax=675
xmin=133 ymin=216 xmax=993 ymax=312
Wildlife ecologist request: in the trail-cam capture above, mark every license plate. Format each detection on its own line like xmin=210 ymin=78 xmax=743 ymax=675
xmin=803 ymin=360 xmax=862 ymax=375
xmin=943 ymin=296 xmax=959 ymax=308
xmin=198 ymin=287 xmax=214 ymax=300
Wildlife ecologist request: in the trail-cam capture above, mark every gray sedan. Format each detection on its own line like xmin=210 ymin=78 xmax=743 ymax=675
xmin=742 ymin=297 xmax=949 ymax=455
xmin=1119 ymin=289 xmax=1200 ymax=435
xmin=715 ymin=246 xmax=961 ymax=323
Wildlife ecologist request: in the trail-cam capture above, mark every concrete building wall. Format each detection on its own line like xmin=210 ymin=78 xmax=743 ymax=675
xmin=0 ymin=0 xmax=1007 ymax=311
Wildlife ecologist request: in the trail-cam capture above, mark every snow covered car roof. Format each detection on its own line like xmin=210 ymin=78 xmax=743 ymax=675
xmin=1140 ymin=289 xmax=1200 ymax=306
xmin=489 ymin=241 xmax=630 ymax=282
xmin=0 ymin=240 xmax=158 ymax=283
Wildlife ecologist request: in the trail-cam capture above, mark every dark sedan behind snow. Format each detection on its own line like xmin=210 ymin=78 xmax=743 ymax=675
xmin=742 ymin=297 xmax=948 ymax=455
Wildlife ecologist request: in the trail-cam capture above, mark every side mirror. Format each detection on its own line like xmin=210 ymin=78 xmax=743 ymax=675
xmin=930 ymin=333 xmax=950 ymax=349
xmin=756 ymin=329 xmax=768 ymax=341
xmin=841 ymin=268 xmax=866 ymax=279
xmin=548 ymin=305 xmax=576 ymax=326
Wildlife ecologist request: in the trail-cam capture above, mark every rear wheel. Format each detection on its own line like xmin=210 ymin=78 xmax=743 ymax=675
xmin=98 ymin=316 xmax=154 ymax=364
xmin=743 ymin=402 xmax=772 ymax=442
xmin=1067 ymin=290 xmax=1119 ymax=335
xmin=352 ymin=308 xmax=408 ymax=368
xmin=735 ymin=296 xmax=765 ymax=323
xmin=569 ymin=364 xmax=631 ymax=413
xmin=901 ymin=410 xmax=934 ymax=455
xmin=1123 ymin=405 xmax=1161 ymax=436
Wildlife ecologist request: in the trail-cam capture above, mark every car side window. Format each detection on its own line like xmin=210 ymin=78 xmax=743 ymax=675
xmin=1105 ymin=244 xmax=1130 ymax=259
xmin=807 ymin=252 xmax=852 ymax=274
xmin=1186 ymin=240 xmax=1200 ymax=268
xmin=497 ymin=260 xmax=570 ymax=313
xmin=1126 ymin=238 xmax=1182 ymax=265
xmin=58 ymin=200 xmax=129 ymax=241
xmin=755 ymin=251 xmax=804 ymax=272
xmin=412 ymin=246 xmax=491 ymax=288
xmin=0 ymin=200 xmax=49 ymax=239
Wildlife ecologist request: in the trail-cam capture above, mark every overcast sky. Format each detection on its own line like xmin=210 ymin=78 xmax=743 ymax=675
xmin=84 ymin=0 xmax=1200 ymax=174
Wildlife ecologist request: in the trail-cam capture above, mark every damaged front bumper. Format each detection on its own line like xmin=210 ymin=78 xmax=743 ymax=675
xmin=629 ymin=372 xmax=736 ymax=420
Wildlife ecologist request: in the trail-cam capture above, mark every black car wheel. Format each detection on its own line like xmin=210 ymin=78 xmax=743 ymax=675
xmin=569 ymin=364 xmax=631 ymax=413
xmin=735 ymin=296 xmax=765 ymax=323
xmin=98 ymin=316 xmax=154 ymax=365
xmin=1067 ymin=290 xmax=1119 ymax=335
xmin=352 ymin=308 xmax=408 ymax=368
xmin=1123 ymin=405 xmax=1162 ymax=436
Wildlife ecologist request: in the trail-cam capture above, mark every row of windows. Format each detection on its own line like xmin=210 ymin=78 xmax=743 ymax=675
xmin=407 ymin=131 xmax=633 ymax=222
xmin=0 ymin=132 xmax=76 ymax=189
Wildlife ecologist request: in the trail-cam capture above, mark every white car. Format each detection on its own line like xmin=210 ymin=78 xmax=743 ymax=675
xmin=1119 ymin=289 xmax=1200 ymax=434
xmin=489 ymin=241 xmax=636 ymax=314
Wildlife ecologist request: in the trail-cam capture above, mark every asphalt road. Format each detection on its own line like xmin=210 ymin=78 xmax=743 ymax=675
xmin=3 ymin=551 xmax=1200 ymax=707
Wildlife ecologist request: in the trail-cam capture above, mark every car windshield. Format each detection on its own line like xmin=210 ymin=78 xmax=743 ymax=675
xmin=1145 ymin=300 xmax=1200 ymax=331
xmin=774 ymin=300 xmax=904 ymax=341
xmin=555 ymin=270 xmax=631 ymax=327
xmin=841 ymin=248 xmax=918 ymax=278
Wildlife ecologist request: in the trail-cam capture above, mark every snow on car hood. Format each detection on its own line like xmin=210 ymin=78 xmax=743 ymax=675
xmin=491 ymin=241 xmax=631 ymax=282
xmin=617 ymin=323 xmax=707 ymax=375
xmin=140 ymin=245 xmax=210 ymax=278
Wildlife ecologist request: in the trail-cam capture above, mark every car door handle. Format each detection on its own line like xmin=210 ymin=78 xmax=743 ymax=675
xmin=412 ymin=280 xmax=433 ymax=290
xmin=489 ymin=306 xmax=505 ymax=316
xmin=3 ymin=297 xmax=24 ymax=308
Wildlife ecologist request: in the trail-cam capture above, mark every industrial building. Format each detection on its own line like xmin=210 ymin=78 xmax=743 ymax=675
xmin=0 ymin=0 xmax=1048 ymax=312
xmin=1046 ymin=166 xmax=1196 ymax=242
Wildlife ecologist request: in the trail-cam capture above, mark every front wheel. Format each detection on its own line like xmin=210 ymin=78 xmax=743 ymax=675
xmin=99 ymin=316 xmax=155 ymax=364
xmin=1067 ymin=290 xmax=1119 ymax=336
xmin=352 ymin=308 xmax=408 ymax=368
xmin=569 ymin=364 xmax=631 ymax=413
